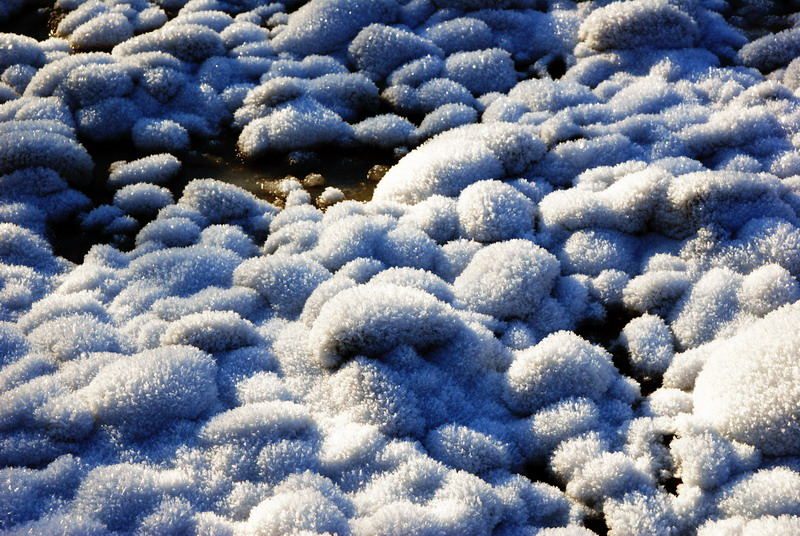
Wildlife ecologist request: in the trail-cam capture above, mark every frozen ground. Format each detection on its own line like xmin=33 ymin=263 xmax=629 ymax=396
xmin=3 ymin=0 xmax=800 ymax=534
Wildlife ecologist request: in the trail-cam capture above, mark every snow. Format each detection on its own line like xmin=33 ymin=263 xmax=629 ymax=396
xmin=317 ymin=186 xmax=345 ymax=207
xmin=423 ymin=17 xmax=494 ymax=55
xmin=416 ymin=102 xmax=477 ymax=141
xmin=353 ymin=113 xmax=415 ymax=148
xmin=505 ymin=331 xmax=617 ymax=415
xmin=233 ymin=255 xmax=331 ymax=317
xmin=619 ymin=313 xmax=674 ymax=377
xmin=73 ymin=345 xmax=217 ymax=436
xmin=113 ymin=183 xmax=173 ymax=218
xmin=456 ymin=179 xmax=535 ymax=242
xmin=108 ymin=153 xmax=181 ymax=188
xmin=310 ymin=283 xmax=462 ymax=367
xmin=131 ymin=117 xmax=190 ymax=151
xmin=373 ymin=123 xmax=544 ymax=203
xmin=4 ymin=0 xmax=800 ymax=533
xmin=444 ymin=48 xmax=518 ymax=95
xmin=239 ymin=97 xmax=353 ymax=157
xmin=453 ymin=239 xmax=560 ymax=318
xmin=271 ymin=0 xmax=399 ymax=57
xmin=692 ymin=303 xmax=800 ymax=456
xmin=71 ymin=12 xmax=135 ymax=49
xmin=348 ymin=24 xmax=442 ymax=82
xmin=578 ymin=0 xmax=699 ymax=52
xmin=416 ymin=77 xmax=476 ymax=112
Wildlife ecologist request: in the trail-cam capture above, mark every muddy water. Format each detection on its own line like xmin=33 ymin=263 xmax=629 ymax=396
xmin=1 ymin=1 xmax=63 ymax=40
xmin=179 ymin=146 xmax=397 ymax=206
xmin=51 ymin=140 xmax=397 ymax=262
xmin=7 ymin=1 xmax=397 ymax=260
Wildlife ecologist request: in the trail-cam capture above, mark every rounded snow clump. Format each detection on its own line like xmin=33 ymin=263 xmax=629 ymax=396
xmin=70 ymin=12 xmax=134 ymax=50
xmin=423 ymin=18 xmax=493 ymax=55
xmin=112 ymin=23 xmax=224 ymax=63
xmin=238 ymin=99 xmax=352 ymax=158
xmin=369 ymin=267 xmax=454 ymax=303
xmin=424 ymin=423 xmax=511 ymax=474
xmin=453 ymin=239 xmax=560 ymax=319
xmin=373 ymin=123 xmax=545 ymax=204
xmin=0 ymin=131 xmax=93 ymax=187
xmin=0 ymin=223 xmax=60 ymax=273
xmin=619 ymin=314 xmax=674 ymax=377
xmin=309 ymin=283 xmax=462 ymax=367
xmin=271 ymin=0 xmax=399 ymax=57
xmin=443 ymin=48 xmax=517 ymax=95
xmin=504 ymin=331 xmax=617 ymax=415
xmin=579 ymin=0 xmax=699 ymax=51
xmin=559 ymin=229 xmax=636 ymax=276
xmin=348 ymin=24 xmax=442 ymax=81
xmin=234 ymin=255 xmax=330 ymax=317
xmin=456 ymin=180 xmax=534 ymax=242
xmin=739 ymin=264 xmax=800 ymax=317
xmin=716 ymin=467 xmax=800 ymax=520
xmin=80 ymin=345 xmax=218 ymax=435
xmin=416 ymin=103 xmax=477 ymax=142
xmin=698 ymin=516 xmax=800 ymax=535
xmin=693 ymin=303 xmax=800 ymax=455
xmin=353 ymin=114 xmax=415 ymax=148
xmin=113 ymin=184 xmax=173 ymax=218
xmin=161 ymin=311 xmax=262 ymax=353
xmin=108 ymin=154 xmax=181 ymax=188
xmin=131 ymin=118 xmax=189 ymax=152
xmin=318 ymin=187 xmax=345 ymax=207
xmin=247 ymin=487 xmax=349 ymax=536
xmin=739 ymin=27 xmax=800 ymax=73
xmin=180 ymin=178 xmax=273 ymax=226
xmin=123 ymin=250 xmax=238 ymax=310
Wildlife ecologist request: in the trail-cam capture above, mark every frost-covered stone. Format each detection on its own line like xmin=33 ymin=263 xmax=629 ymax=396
xmin=78 ymin=345 xmax=217 ymax=435
xmin=234 ymin=255 xmax=330 ymax=317
xmin=456 ymin=180 xmax=534 ymax=242
xmin=309 ymin=283 xmax=462 ymax=367
xmin=374 ymin=123 xmax=545 ymax=204
xmin=271 ymin=0 xmax=399 ymax=57
xmin=579 ymin=0 xmax=699 ymax=51
xmin=161 ymin=311 xmax=262 ymax=352
xmin=504 ymin=331 xmax=617 ymax=415
xmin=349 ymin=24 xmax=441 ymax=81
xmin=108 ymin=154 xmax=181 ymax=188
xmin=620 ymin=314 xmax=674 ymax=377
xmin=453 ymin=239 xmax=559 ymax=319
xmin=239 ymin=98 xmax=352 ymax=157
xmin=444 ymin=48 xmax=517 ymax=95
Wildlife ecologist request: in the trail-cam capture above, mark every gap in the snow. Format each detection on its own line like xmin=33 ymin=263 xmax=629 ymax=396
xmin=179 ymin=142 xmax=398 ymax=207
xmin=4 ymin=0 xmax=64 ymax=40
xmin=51 ymin=139 xmax=398 ymax=263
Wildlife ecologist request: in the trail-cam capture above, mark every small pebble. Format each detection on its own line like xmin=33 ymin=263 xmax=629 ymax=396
xmin=367 ymin=164 xmax=390 ymax=182
xmin=304 ymin=173 xmax=326 ymax=188
xmin=318 ymin=186 xmax=345 ymax=207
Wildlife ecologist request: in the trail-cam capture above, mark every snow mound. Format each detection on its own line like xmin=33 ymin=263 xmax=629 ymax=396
xmin=309 ymin=283 xmax=462 ymax=367
xmin=579 ymin=0 xmax=699 ymax=51
xmin=374 ymin=123 xmax=545 ymax=204
xmin=108 ymin=154 xmax=181 ymax=188
xmin=453 ymin=239 xmax=560 ymax=319
xmin=693 ymin=303 xmax=800 ymax=456
xmin=504 ymin=331 xmax=617 ymax=415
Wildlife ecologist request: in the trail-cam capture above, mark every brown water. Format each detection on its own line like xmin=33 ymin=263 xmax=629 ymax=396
xmin=2 ymin=1 xmax=63 ymax=40
xmin=51 ymin=142 xmax=396 ymax=263
xmin=179 ymin=146 xmax=396 ymax=207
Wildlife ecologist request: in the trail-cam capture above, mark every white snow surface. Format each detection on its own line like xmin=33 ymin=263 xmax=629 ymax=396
xmin=3 ymin=0 xmax=800 ymax=534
